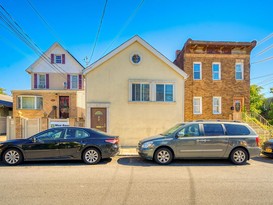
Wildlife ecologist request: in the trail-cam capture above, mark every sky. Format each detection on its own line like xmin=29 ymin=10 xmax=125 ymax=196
xmin=0 ymin=0 xmax=273 ymax=97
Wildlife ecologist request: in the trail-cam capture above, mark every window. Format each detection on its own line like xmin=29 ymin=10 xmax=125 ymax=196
xmin=156 ymin=84 xmax=173 ymax=102
xmin=193 ymin=97 xmax=202 ymax=114
xmin=35 ymin=129 xmax=63 ymax=141
xmin=224 ymin=124 xmax=250 ymax=135
xmin=235 ymin=63 xmax=243 ymax=80
xmin=71 ymin=75 xmax=78 ymax=89
xmin=55 ymin=55 xmax=62 ymax=64
xmin=130 ymin=81 xmax=175 ymax=102
xmin=38 ymin=74 xmax=46 ymax=89
xmin=132 ymin=83 xmax=150 ymax=101
xmin=193 ymin=62 xmax=202 ymax=80
xmin=203 ymin=124 xmax=224 ymax=136
xmin=212 ymin=63 xmax=221 ymax=80
xmin=17 ymin=96 xmax=43 ymax=110
xmin=177 ymin=124 xmax=200 ymax=137
xmin=213 ymin=97 xmax=221 ymax=114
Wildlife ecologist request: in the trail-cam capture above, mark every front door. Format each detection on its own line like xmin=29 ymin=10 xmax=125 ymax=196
xmin=233 ymin=98 xmax=244 ymax=121
xmin=91 ymin=108 xmax=107 ymax=132
xmin=59 ymin=96 xmax=69 ymax=118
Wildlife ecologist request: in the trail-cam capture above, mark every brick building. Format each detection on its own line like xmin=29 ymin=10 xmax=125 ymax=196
xmin=174 ymin=39 xmax=256 ymax=121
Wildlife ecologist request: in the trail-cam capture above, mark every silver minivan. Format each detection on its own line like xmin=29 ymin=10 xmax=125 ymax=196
xmin=137 ymin=121 xmax=261 ymax=165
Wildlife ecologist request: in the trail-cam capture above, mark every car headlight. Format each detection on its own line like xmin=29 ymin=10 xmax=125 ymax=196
xmin=142 ymin=141 xmax=154 ymax=149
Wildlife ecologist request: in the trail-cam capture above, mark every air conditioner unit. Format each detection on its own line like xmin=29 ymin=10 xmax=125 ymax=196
xmin=39 ymin=84 xmax=45 ymax=89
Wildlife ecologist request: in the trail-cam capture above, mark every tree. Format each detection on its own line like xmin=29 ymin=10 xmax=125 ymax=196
xmin=250 ymin=85 xmax=265 ymax=114
xmin=0 ymin=87 xmax=7 ymax=95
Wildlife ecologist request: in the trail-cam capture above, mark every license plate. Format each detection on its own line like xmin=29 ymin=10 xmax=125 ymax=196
xmin=266 ymin=148 xmax=272 ymax=153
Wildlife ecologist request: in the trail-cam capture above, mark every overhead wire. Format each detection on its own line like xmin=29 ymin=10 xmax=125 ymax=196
xmin=0 ymin=4 xmax=68 ymax=80
xmin=87 ymin=0 xmax=108 ymax=65
xmin=100 ymin=0 xmax=145 ymax=57
xmin=256 ymin=32 xmax=273 ymax=46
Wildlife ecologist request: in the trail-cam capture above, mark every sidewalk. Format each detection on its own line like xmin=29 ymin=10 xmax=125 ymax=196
xmin=119 ymin=146 xmax=138 ymax=156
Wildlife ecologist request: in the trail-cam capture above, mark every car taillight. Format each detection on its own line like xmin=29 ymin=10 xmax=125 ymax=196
xmin=256 ymin=137 xmax=260 ymax=147
xmin=105 ymin=138 xmax=119 ymax=144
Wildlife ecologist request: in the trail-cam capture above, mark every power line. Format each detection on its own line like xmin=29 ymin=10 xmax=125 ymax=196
xmin=253 ymin=43 xmax=273 ymax=58
xmin=26 ymin=0 xmax=66 ymax=47
xmin=251 ymin=55 xmax=273 ymax=64
xmin=256 ymin=32 xmax=273 ymax=46
xmin=0 ymin=4 xmax=68 ymax=80
xmin=251 ymin=73 xmax=273 ymax=81
xmin=88 ymin=0 xmax=108 ymax=65
xmin=100 ymin=0 xmax=145 ymax=57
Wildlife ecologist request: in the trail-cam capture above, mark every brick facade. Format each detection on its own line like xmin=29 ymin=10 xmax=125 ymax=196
xmin=175 ymin=39 xmax=256 ymax=121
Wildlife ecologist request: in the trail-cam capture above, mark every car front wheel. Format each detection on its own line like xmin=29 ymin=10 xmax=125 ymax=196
xmin=82 ymin=148 xmax=101 ymax=165
xmin=3 ymin=148 xmax=23 ymax=166
xmin=154 ymin=147 xmax=173 ymax=165
xmin=230 ymin=148 xmax=248 ymax=165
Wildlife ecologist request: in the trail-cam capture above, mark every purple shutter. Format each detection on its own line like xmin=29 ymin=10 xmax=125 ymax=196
xmin=79 ymin=74 xmax=82 ymax=90
xmin=46 ymin=74 xmax=49 ymax=89
xmin=67 ymin=74 xmax=70 ymax=89
xmin=62 ymin=54 xmax=65 ymax=64
xmin=34 ymin=73 xmax=37 ymax=89
xmin=51 ymin=54 xmax=54 ymax=64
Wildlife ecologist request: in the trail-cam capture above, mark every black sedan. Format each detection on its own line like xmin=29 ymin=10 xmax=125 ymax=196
xmin=0 ymin=127 xmax=119 ymax=165
xmin=262 ymin=139 xmax=273 ymax=158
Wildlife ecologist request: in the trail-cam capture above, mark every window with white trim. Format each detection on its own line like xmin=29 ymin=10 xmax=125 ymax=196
xmin=130 ymin=81 xmax=175 ymax=102
xmin=71 ymin=75 xmax=78 ymax=89
xmin=213 ymin=97 xmax=221 ymax=114
xmin=55 ymin=55 xmax=62 ymax=64
xmin=193 ymin=97 xmax=202 ymax=114
xmin=193 ymin=62 xmax=202 ymax=80
xmin=17 ymin=96 xmax=43 ymax=110
xmin=156 ymin=84 xmax=173 ymax=102
xmin=235 ymin=63 xmax=243 ymax=80
xmin=38 ymin=74 xmax=46 ymax=89
xmin=212 ymin=63 xmax=221 ymax=80
xmin=132 ymin=83 xmax=150 ymax=101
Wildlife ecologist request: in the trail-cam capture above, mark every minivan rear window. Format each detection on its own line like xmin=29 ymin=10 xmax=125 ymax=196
xmin=224 ymin=124 xmax=250 ymax=135
xmin=203 ymin=124 xmax=224 ymax=136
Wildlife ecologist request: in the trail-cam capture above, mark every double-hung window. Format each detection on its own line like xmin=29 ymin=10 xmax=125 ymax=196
xmin=193 ymin=97 xmax=202 ymax=114
xmin=212 ymin=63 xmax=221 ymax=80
xmin=193 ymin=62 xmax=202 ymax=80
xmin=71 ymin=75 xmax=78 ymax=89
xmin=235 ymin=63 xmax=243 ymax=80
xmin=213 ymin=97 xmax=221 ymax=114
xmin=38 ymin=74 xmax=46 ymax=89
xmin=55 ymin=55 xmax=62 ymax=64
xmin=17 ymin=96 xmax=43 ymax=110
xmin=156 ymin=84 xmax=173 ymax=102
xmin=132 ymin=83 xmax=150 ymax=101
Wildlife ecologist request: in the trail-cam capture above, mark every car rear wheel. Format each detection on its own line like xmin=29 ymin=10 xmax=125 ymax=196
xmin=3 ymin=148 xmax=23 ymax=166
xmin=154 ymin=147 xmax=173 ymax=165
xmin=82 ymin=148 xmax=101 ymax=165
xmin=230 ymin=148 xmax=248 ymax=165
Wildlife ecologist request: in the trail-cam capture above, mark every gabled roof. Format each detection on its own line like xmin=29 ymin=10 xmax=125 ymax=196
xmin=26 ymin=42 xmax=84 ymax=74
xmin=83 ymin=35 xmax=188 ymax=78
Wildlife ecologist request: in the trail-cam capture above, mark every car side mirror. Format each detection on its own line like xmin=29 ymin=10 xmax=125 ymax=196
xmin=32 ymin=137 xmax=37 ymax=143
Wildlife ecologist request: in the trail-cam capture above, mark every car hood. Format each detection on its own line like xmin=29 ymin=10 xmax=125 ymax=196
xmin=139 ymin=135 xmax=170 ymax=144
xmin=264 ymin=139 xmax=273 ymax=145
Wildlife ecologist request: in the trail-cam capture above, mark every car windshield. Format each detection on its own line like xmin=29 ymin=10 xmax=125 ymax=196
xmin=161 ymin=123 xmax=184 ymax=136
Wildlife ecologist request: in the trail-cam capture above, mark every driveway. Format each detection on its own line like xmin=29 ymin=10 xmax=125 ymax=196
xmin=0 ymin=156 xmax=272 ymax=205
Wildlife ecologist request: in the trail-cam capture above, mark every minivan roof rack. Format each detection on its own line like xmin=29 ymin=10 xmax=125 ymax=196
xmin=193 ymin=120 xmax=242 ymax=123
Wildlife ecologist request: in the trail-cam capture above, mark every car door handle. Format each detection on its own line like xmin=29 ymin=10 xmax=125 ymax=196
xmin=196 ymin=139 xmax=208 ymax=142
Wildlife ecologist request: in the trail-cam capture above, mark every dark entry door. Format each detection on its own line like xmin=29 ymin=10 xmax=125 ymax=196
xmin=91 ymin=108 xmax=107 ymax=132
xmin=59 ymin=96 xmax=69 ymax=118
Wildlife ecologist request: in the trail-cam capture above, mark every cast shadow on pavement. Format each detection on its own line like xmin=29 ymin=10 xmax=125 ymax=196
xmin=117 ymin=156 xmax=244 ymax=167
xmin=252 ymin=155 xmax=273 ymax=164
xmin=0 ymin=158 xmax=112 ymax=167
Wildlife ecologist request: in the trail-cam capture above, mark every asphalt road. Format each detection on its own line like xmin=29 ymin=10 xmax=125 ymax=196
xmin=0 ymin=156 xmax=272 ymax=205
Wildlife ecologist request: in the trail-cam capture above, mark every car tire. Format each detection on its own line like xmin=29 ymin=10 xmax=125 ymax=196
xmin=230 ymin=148 xmax=248 ymax=165
xmin=154 ymin=147 xmax=173 ymax=165
xmin=82 ymin=148 xmax=101 ymax=165
xmin=3 ymin=148 xmax=23 ymax=166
